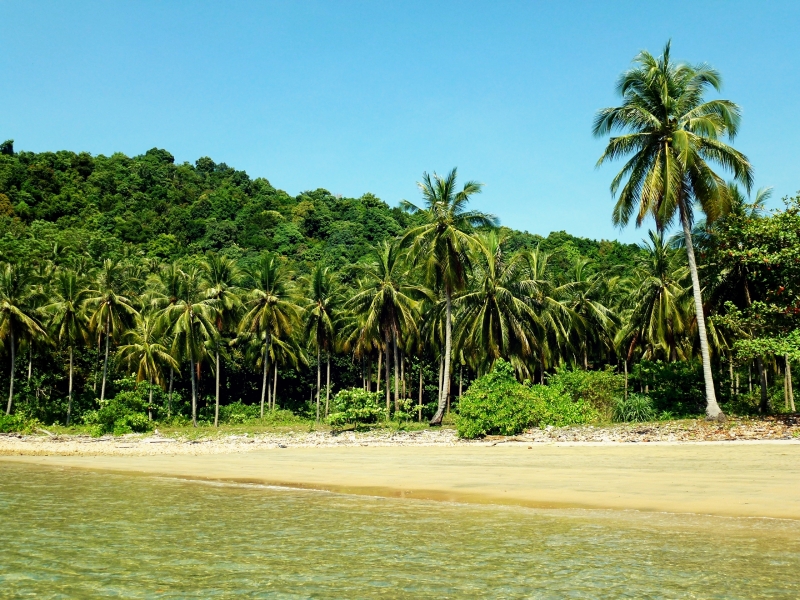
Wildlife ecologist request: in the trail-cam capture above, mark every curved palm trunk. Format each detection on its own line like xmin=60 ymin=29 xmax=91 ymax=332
xmin=27 ymin=345 xmax=32 ymax=381
xmin=315 ymin=347 xmax=321 ymax=422
xmin=431 ymin=291 xmax=452 ymax=425
xmin=190 ymin=355 xmax=198 ymax=427
xmin=384 ymin=340 xmax=390 ymax=419
xmin=100 ymin=314 xmax=110 ymax=402
xmin=418 ymin=364 xmax=423 ymax=422
xmin=273 ymin=366 xmax=278 ymax=410
xmin=680 ymin=206 xmax=724 ymax=420
xmin=392 ymin=331 xmax=399 ymax=413
xmin=6 ymin=329 xmax=15 ymax=415
xmin=260 ymin=335 xmax=270 ymax=419
xmin=325 ymin=354 xmax=331 ymax=417
xmin=214 ymin=350 xmax=220 ymax=427
xmin=66 ymin=346 xmax=74 ymax=426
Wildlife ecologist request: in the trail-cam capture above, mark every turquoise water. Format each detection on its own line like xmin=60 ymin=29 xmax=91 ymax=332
xmin=0 ymin=462 xmax=798 ymax=599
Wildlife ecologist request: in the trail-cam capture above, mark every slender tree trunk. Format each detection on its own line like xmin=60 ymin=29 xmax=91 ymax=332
xmin=267 ymin=365 xmax=272 ymax=409
xmin=366 ymin=357 xmax=371 ymax=392
xmin=437 ymin=355 xmax=444 ymax=408
xmin=6 ymin=330 xmax=15 ymax=415
xmin=729 ymin=356 xmax=734 ymax=399
xmin=27 ymin=345 xmax=32 ymax=381
xmin=148 ymin=375 xmax=154 ymax=421
xmin=757 ymin=356 xmax=770 ymax=413
xmin=749 ymin=363 xmax=753 ymax=394
xmin=316 ymin=347 xmax=321 ymax=422
xmin=93 ymin=331 xmax=101 ymax=392
xmin=401 ymin=352 xmax=406 ymax=401
xmin=680 ymin=205 xmax=724 ymax=421
xmin=100 ymin=315 xmax=111 ymax=402
xmin=735 ymin=373 xmax=740 ymax=397
xmin=787 ymin=356 xmax=795 ymax=412
xmin=392 ymin=331 xmax=399 ymax=413
xmin=784 ymin=359 xmax=789 ymax=411
xmin=260 ymin=335 xmax=270 ymax=419
xmin=214 ymin=350 xmax=220 ymax=427
xmin=190 ymin=355 xmax=198 ymax=427
xmin=167 ymin=368 xmax=174 ymax=418
xmin=385 ymin=341 xmax=390 ymax=419
xmin=325 ymin=353 xmax=331 ymax=417
xmin=431 ymin=291 xmax=453 ymax=425
xmin=273 ymin=366 xmax=279 ymax=410
xmin=623 ymin=360 xmax=628 ymax=401
xmin=459 ymin=365 xmax=463 ymax=400
xmin=66 ymin=346 xmax=74 ymax=426
xmin=418 ymin=363 xmax=423 ymax=422
xmin=376 ymin=350 xmax=382 ymax=396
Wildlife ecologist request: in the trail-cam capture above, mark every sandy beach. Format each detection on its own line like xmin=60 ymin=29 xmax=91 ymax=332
xmin=2 ymin=431 xmax=799 ymax=520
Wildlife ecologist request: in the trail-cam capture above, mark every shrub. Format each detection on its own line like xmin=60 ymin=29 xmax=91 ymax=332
xmin=456 ymin=360 xmax=598 ymax=439
xmin=613 ymin=393 xmax=656 ymax=422
xmin=83 ymin=380 xmax=155 ymax=436
xmin=633 ymin=360 xmax=704 ymax=415
xmin=0 ymin=413 xmax=40 ymax=434
xmin=217 ymin=401 xmax=260 ymax=424
xmin=328 ymin=389 xmax=385 ymax=428
xmin=548 ymin=366 xmax=624 ymax=417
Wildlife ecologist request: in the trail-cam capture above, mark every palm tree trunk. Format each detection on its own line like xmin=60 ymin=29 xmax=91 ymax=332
xmin=167 ymin=368 xmax=174 ymax=417
xmin=437 ymin=355 xmax=444 ymax=407
xmin=623 ymin=360 xmax=628 ymax=401
xmin=66 ymin=346 xmax=74 ymax=426
xmin=6 ymin=329 xmax=15 ymax=415
xmin=729 ymin=355 xmax=735 ymax=398
xmin=392 ymin=331 xmax=399 ymax=413
xmin=316 ymin=347 xmax=321 ymax=422
xmin=418 ymin=363 xmax=423 ymax=422
xmin=430 ymin=291 xmax=453 ymax=425
xmin=190 ymin=355 xmax=198 ymax=427
xmin=100 ymin=315 xmax=110 ymax=402
xmin=214 ymin=350 xmax=220 ymax=427
xmin=325 ymin=353 xmax=331 ymax=417
xmin=273 ymin=365 xmax=279 ymax=410
xmin=260 ymin=335 xmax=270 ymax=419
xmin=27 ymin=345 xmax=32 ymax=381
xmin=401 ymin=352 xmax=406 ymax=400
xmin=787 ymin=356 xmax=795 ymax=412
xmin=680 ymin=206 xmax=724 ymax=421
xmin=93 ymin=331 xmax=101 ymax=392
xmin=757 ymin=356 xmax=770 ymax=413
xmin=384 ymin=341 xmax=390 ymax=419
xmin=148 ymin=375 xmax=153 ymax=421
xmin=376 ymin=351 xmax=382 ymax=395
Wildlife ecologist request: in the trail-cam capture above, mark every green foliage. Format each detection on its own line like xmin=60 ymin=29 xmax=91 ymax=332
xmin=216 ymin=401 xmax=260 ymax=424
xmin=612 ymin=393 xmax=656 ymax=422
xmin=328 ymin=388 xmax=385 ymax=428
xmin=0 ymin=413 xmax=41 ymax=433
xmin=633 ymin=360 xmax=705 ymax=416
xmin=455 ymin=360 xmax=597 ymax=439
xmin=548 ymin=366 xmax=624 ymax=417
xmin=82 ymin=376 xmax=155 ymax=435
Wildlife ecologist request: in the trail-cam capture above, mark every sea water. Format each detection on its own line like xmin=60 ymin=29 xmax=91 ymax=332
xmin=0 ymin=461 xmax=798 ymax=599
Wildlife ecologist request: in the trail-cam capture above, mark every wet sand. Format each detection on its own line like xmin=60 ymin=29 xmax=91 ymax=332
xmin=3 ymin=442 xmax=799 ymax=519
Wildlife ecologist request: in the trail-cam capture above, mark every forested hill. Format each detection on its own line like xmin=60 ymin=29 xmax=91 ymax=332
xmin=0 ymin=142 xmax=640 ymax=274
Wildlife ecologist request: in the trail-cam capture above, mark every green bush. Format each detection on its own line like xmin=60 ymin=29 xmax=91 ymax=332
xmin=83 ymin=378 xmax=155 ymax=436
xmin=548 ymin=366 xmax=624 ymax=417
xmin=455 ymin=360 xmax=598 ymax=439
xmin=613 ymin=393 xmax=656 ymax=422
xmin=0 ymin=413 xmax=41 ymax=434
xmin=328 ymin=389 xmax=385 ymax=428
xmin=633 ymin=360 xmax=704 ymax=415
xmin=217 ymin=401 xmax=261 ymax=424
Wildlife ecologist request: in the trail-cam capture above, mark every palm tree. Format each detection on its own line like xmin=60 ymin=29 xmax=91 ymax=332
xmin=117 ymin=313 xmax=179 ymax=420
xmin=44 ymin=269 xmax=91 ymax=425
xmin=87 ymin=259 xmax=138 ymax=402
xmin=201 ymin=253 xmax=242 ymax=427
xmin=0 ymin=263 xmax=46 ymax=414
xmin=347 ymin=242 xmax=429 ymax=417
xmin=162 ymin=267 xmax=217 ymax=426
xmin=401 ymin=168 xmax=497 ymax=424
xmin=239 ymin=254 xmax=301 ymax=418
xmin=303 ymin=265 xmax=339 ymax=420
xmin=564 ymin=259 xmax=616 ymax=369
xmin=146 ymin=262 xmax=184 ymax=415
xmin=593 ymin=42 xmax=753 ymax=421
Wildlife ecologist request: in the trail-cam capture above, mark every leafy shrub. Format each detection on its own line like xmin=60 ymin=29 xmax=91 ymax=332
xmin=633 ymin=360 xmax=704 ymax=415
xmin=613 ymin=393 xmax=656 ymax=422
xmin=83 ymin=378 xmax=155 ymax=436
xmin=456 ymin=360 xmax=598 ymax=439
xmin=328 ymin=389 xmax=385 ymax=428
xmin=0 ymin=413 xmax=41 ymax=434
xmin=217 ymin=401 xmax=261 ymax=424
xmin=548 ymin=366 xmax=625 ymax=417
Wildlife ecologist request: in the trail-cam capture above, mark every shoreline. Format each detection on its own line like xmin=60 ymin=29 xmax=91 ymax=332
xmin=2 ymin=433 xmax=799 ymax=520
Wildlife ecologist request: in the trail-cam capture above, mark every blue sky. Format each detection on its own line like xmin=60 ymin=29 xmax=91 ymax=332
xmin=1 ymin=1 xmax=798 ymax=243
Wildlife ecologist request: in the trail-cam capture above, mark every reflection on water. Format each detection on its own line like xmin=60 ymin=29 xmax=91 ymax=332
xmin=0 ymin=462 xmax=798 ymax=599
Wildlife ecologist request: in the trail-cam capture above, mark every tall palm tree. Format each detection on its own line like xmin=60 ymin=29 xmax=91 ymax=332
xmin=117 ymin=313 xmax=179 ymax=420
xmin=593 ymin=42 xmax=753 ymax=420
xmin=0 ymin=263 xmax=46 ymax=414
xmin=87 ymin=259 xmax=138 ymax=402
xmin=44 ymin=269 xmax=91 ymax=425
xmin=303 ymin=265 xmax=339 ymax=420
xmin=347 ymin=242 xmax=429 ymax=417
xmin=146 ymin=261 xmax=184 ymax=414
xmin=564 ymin=259 xmax=616 ymax=369
xmin=162 ymin=267 xmax=217 ymax=426
xmin=401 ymin=168 xmax=497 ymax=424
xmin=201 ymin=253 xmax=242 ymax=427
xmin=239 ymin=254 xmax=301 ymax=418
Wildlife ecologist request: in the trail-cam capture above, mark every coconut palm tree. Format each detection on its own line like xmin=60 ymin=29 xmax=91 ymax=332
xmin=239 ymin=254 xmax=301 ymax=418
xmin=161 ymin=267 xmax=217 ymax=426
xmin=593 ymin=41 xmax=753 ymax=420
xmin=87 ymin=259 xmax=138 ymax=402
xmin=201 ymin=253 xmax=242 ymax=427
xmin=44 ymin=269 xmax=91 ymax=425
xmin=564 ymin=259 xmax=617 ymax=369
xmin=401 ymin=168 xmax=497 ymax=424
xmin=146 ymin=261 xmax=184 ymax=414
xmin=117 ymin=313 xmax=179 ymax=420
xmin=0 ymin=263 xmax=47 ymax=414
xmin=347 ymin=241 xmax=430 ymax=417
xmin=302 ymin=265 xmax=339 ymax=420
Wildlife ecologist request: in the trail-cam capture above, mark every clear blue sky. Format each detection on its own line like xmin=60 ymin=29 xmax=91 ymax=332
xmin=2 ymin=1 xmax=798 ymax=243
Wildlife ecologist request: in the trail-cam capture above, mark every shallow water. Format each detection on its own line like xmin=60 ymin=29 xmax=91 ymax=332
xmin=0 ymin=462 xmax=798 ymax=599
